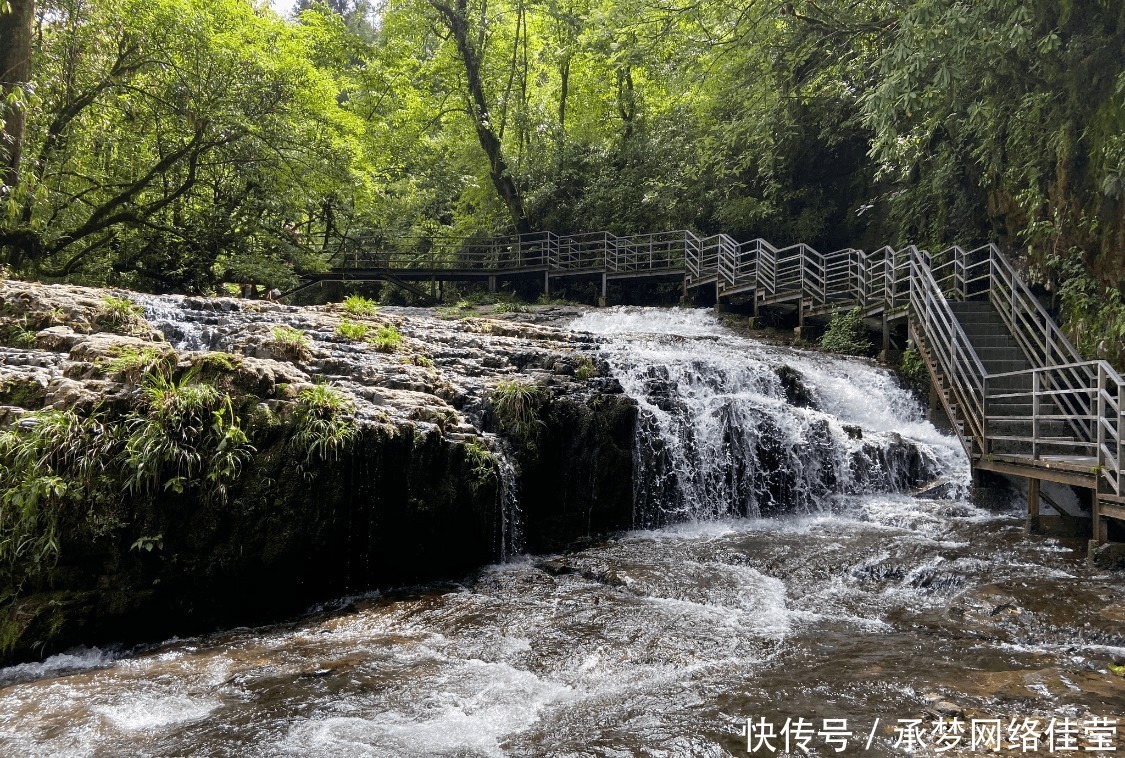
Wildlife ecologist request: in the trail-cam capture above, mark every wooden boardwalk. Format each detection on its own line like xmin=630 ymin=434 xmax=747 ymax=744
xmin=308 ymin=230 xmax=1124 ymax=545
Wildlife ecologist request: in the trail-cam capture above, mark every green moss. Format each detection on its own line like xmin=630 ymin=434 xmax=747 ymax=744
xmin=0 ymin=375 xmax=48 ymax=408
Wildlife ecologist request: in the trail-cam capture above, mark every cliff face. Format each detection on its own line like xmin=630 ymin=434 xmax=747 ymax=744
xmin=0 ymin=280 xmax=636 ymax=663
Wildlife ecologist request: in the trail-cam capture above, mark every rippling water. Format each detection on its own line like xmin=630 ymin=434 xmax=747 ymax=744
xmin=1 ymin=308 xmax=1121 ymax=756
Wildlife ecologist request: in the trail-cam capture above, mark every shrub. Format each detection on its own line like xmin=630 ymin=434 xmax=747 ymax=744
xmin=820 ymin=307 xmax=873 ymax=355
xmin=342 ymin=295 xmax=378 ymax=317
xmin=291 ymin=384 xmax=358 ymax=474
xmin=490 ymin=379 xmax=545 ymax=441
xmin=334 ymin=319 xmax=369 ymax=341
xmin=270 ymin=325 xmax=311 ymax=361
xmin=370 ymin=325 xmax=402 ymax=353
xmin=899 ymin=347 xmax=929 ymax=385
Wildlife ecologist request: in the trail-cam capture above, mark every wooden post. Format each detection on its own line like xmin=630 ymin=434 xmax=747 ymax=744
xmin=543 ymin=270 xmax=550 ymax=298
xmin=1028 ymin=477 xmax=1040 ymax=520
xmin=882 ymin=315 xmax=890 ymax=354
xmin=488 ymin=275 xmax=497 ymax=293
xmin=599 ymin=272 xmax=607 ymax=307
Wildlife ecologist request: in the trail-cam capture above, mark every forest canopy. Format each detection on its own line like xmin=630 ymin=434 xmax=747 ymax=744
xmin=0 ymin=0 xmax=1122 ymax=354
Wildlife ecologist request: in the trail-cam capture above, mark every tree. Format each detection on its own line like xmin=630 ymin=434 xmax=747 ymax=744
xmin=0 ymin=0 xmax=35 ymax=196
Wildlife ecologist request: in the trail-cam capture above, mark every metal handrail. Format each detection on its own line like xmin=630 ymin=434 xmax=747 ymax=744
xmin=326 ymin=227 xmax=1120 ymax=498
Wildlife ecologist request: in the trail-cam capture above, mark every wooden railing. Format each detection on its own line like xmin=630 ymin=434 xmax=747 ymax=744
xmin=329 ymin=229 xmax=1122 ymax=499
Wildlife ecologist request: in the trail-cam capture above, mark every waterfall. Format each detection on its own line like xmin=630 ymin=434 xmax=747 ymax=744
xmin=573 ymin=308 xmax=969 ymax=526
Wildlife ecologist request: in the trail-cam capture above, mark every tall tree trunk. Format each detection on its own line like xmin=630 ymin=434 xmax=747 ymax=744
xmin=430 ymin=0 xmax=531 ymax=234
xmin=0 ymin=0 xmax=35 ymax=194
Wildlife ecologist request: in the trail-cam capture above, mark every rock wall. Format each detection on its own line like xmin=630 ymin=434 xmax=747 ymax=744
xmin=0 ymin=280 xmax=639 ymax=663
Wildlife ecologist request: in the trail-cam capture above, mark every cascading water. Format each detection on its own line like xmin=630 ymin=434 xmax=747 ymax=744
xmin=573 ymin=308 xmax=969 ymax=525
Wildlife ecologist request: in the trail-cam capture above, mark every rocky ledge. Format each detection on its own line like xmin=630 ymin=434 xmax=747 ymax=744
xmin=0 ymin=279 xmax=635 ymax=663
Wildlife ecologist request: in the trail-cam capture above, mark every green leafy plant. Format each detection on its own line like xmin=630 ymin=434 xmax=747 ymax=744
xmin=463 ymin=439 xmax=499 ymax=490
xmin=342 ymin=295 xmax=378 ymax=317
xmin=124 ymin=373 xmax=254 ymax=505
xmin=1 ymin=318 xmax=37 ymax=348
xmin=820 ymin=308 xmax=873 ymax=356
xmin=490 ymin=379 xmax=545 ymax=441
xmin=291 ymin=384 xmax=358 ymax=474
xmin=270 ymin=325 xmax=311 ymax=362
xmin=0 ymin=409 xmax=120 ymax=592
xmin=370 ymin=325 xmax=402 ymax=352
xmin=898 ymin=348 xmax=928 ymax=386
xmin=334 ymin=319 xmax=369 ymax=341
xmin=130 ymin=534 xmax=164 ymax=553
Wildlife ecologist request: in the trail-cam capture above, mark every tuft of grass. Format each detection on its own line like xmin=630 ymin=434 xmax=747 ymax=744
xmin=270 ymin=326 xmax=311 ymax=362
xmin=101 ymin=346 xmax=174 ymax=382
xmin=490 ymin=379 xmax=545 ymax=441
xmin=819 ymin=307 xmax=873 ymax=356
xmin=401 ymin=353 xmax=434 ymax=368
xmin=342 ymin=295 xmax=378 ymax=317
xmin=291 ymin=384 xmax=358 ymax=475
xmin=575 ymin=356 xmax=598 ymax=380
xmin=370 ymin=325 xmax=402 ymax=353
xmin=98 ymin=296 xmax=146 ymax=334
xmin=334 ymin=319 xmax=369 ymax=342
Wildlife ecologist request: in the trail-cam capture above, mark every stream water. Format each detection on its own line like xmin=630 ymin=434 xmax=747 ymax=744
xmin=1 ymin=308 xmax=1121 ymax=756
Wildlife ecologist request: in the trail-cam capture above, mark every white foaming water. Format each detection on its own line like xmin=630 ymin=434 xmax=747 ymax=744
xmin=572 ymin=307 xmax=969 ymax=524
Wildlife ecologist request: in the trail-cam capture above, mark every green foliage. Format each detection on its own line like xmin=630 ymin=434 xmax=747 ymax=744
xmin=820 ymin=308 xmax=873 ymax=356
xmin=899 ymin=348 xmax=929 ymax=386
xmin=342 ymin=295 xmax=378 ymax=317
xmin=0 ymin=410 xmax=119 ymax=593
xmin=463 ymin=438 xmax=498 ymax=490
xmin=1059 ymin=276 xmax=1125 ymax=370
xmin=98 ymin=296 xmax=146 ymax=334
xmin=130 ymin=534 xmax=163 ymax=553
xmin=125 ymin=373 xmax=254 ymax=505
xmin=334 ymin=318 xmax=369 ymax=341
xmin=291 ymin=384 xmax=358 ymax=473
xmin=270 ymin=326 xmax=312 ymax=362
xmin=370 ymin=325 xmax=402 ymax=353
xmin=490 ymin=379 xmax=545 ymax=441
xmin=575 ymin=356 xmax=598 ymax=380
xmin=1 ymin=319 xmax=36 ymax=348
xmin=101 ymin=346 xmax=174 ymax=382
